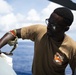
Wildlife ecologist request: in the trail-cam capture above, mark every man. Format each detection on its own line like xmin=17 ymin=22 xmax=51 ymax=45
xmin=0 ymin=7 xmax=76 ymax=75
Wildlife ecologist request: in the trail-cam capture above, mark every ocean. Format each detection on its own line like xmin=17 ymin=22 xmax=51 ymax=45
xmin=2 ymin=40 xmax=72 ymax=75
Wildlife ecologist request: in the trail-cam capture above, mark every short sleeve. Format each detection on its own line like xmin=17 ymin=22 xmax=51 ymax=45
xmin=21 ymin=24 xmax=46 ymax=41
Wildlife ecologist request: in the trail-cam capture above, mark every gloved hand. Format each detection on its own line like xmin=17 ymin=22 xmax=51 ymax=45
xmin=2 ymin=52 xmax=13 ymax=55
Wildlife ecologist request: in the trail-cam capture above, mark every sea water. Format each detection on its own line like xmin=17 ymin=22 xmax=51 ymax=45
xmin=1 ymin=40 xmax=72 ymax=75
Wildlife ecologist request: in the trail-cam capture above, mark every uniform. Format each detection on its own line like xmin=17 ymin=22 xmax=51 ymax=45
xmin=21 ymin=25 xmax=76 ymax=75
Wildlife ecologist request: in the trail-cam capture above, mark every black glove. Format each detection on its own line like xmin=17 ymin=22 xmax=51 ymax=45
xmin=2 ymin=52 xmax=13 ymax=55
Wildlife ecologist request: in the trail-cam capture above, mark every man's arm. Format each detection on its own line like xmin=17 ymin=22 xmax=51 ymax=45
xmin=0 ymin=29 xmax=21 ymax=49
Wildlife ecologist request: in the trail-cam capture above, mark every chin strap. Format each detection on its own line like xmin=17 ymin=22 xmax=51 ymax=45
xmin=2 ymin=36 xmax=18 ymax=56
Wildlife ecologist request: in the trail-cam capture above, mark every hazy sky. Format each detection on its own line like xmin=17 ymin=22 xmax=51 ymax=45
xmin=0 ymin=0 xmax=76 ymax=41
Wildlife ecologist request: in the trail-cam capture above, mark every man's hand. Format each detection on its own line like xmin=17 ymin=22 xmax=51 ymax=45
xmin=2 ymin=52 xmax=13 ymax=55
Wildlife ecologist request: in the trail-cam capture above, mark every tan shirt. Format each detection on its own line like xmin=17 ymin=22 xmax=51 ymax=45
xmin=21 ymin=24 xmax=76 ymax=75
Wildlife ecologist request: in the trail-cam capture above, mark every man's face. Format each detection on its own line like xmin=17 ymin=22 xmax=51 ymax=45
xmin=47 ymin=13 xmax=67 ymax=36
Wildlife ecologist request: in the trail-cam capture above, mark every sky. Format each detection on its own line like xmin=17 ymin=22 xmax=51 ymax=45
xmin=0 ymin=0 xmax=76 ymax=41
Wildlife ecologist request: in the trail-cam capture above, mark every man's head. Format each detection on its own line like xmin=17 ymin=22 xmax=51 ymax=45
xmin=52 ymin=7 xmax=74 ymax=26
xmin=47 ymin=7 xmax=74 ymax=36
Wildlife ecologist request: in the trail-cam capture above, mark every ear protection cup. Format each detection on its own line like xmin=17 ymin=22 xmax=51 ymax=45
xmin=65 ymin=26 xmax=69 ymax=31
